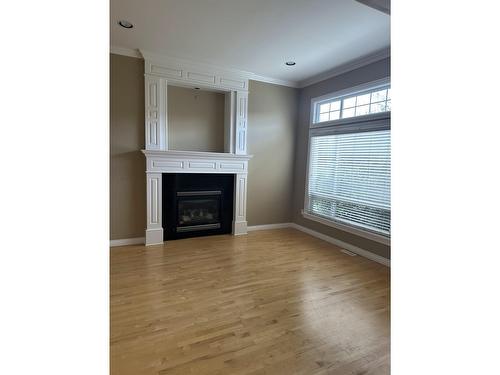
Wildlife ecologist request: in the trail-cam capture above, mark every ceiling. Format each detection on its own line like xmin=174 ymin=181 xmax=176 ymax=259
xmin=110 ymin=0 xmax=390 ymax=86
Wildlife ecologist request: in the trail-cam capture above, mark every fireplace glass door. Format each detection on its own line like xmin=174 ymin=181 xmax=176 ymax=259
xmin=176 ymin=191 xmax=221 ymax=232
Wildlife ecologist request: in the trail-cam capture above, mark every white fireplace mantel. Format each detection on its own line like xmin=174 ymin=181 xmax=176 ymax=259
xmin=141 ymin=51 xmax=253 ymax=246
xmin=143 ymin=150 xmax=253 ymax=245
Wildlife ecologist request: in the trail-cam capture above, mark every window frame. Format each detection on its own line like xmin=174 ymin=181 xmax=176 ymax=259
xmin=310 ymin=77 xmax=391 ymax=128
xmin=303 ymin=77 xmax=391 ymax=245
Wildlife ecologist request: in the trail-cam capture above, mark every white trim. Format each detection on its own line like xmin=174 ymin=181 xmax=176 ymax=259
xmin=311 ymin=77 xmax=390 ymax=109
xmin=298 ymin=48 xmax=390 ymax=88
xmin=140 ymin=49 xmax=298 ymax=89
xmin=304 ymin=77 xmax=391 ymax=246
xmin=311 ymin=77 xmax=391 ymax=126
xmin=111 ymin=46 xmax=389 ymax=89
xmin=112 ymin=47 xmax=390 ymax=89
xmin=145 ymin=228 xmax=164 ymax=246
xmin=247 ymin=223 xmax=293 ymax=231
xmin=108 ymin=226 xmax=389 ymax=265
xmin=110 ymin=237 xmax=145 ymax=247
xmin=110 ymin=45 xmax=142 ymax=59
xmin=233 ymin=220 xmax=248 ymax=235
xmin=249 ymin=73 xmax=298 ymax=89
xmin=143 ymin=149 xmax=253 ymax=160
xmin=245 ymin=223 xmax=389 ymax=266
xmin=311 ymin=112 xmax=391 ymax=131
xmin=142 ymin=150 xmax=252 ymax=174
xmin=301 ymin=210 xmax=390 ymax=245
xmin=142 ymin=150 xmax=253 ymax=245
xmin=290 ymin=223 xmax=390 ymax=267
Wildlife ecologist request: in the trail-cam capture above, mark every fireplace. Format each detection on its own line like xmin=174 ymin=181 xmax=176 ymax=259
xmin=177 ymin=191 xmax=221 ymax=231
xmin=162 ymin=173 xmax=234 ymax=240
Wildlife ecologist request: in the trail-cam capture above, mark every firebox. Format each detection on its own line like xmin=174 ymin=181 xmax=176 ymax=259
xmin=162 ymin=173 xmax=234 ymax=240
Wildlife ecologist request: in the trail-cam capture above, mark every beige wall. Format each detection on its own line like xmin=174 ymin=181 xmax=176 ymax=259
xmin=293 ymin=58 xmax=391 ymax=259
xmin=168 ymin=86 xmax=225 ymax=152
xmin=110 ymin=54 xmax=146 ymax=240
xmin=247 ymin=80 xmax=298 ymax=226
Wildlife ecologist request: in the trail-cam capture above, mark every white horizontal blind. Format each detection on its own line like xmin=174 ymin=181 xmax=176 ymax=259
xmin=307 ymin=129 xmax=391 ymax=236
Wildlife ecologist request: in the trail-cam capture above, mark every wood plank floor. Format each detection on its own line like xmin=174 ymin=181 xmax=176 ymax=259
xmin=111 ymin=228 xmax=390 ymax=375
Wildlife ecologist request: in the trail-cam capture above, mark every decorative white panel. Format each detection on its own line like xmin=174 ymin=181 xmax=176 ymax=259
xmin=152 ymin=160 xmax=184 ymax=169
xmin=146 ymin=173 xmax=162 ymax=228
xmin=144 ymin=150 xmax=251 ymax=174
xmin=224 ymin=92 xmax=235 ymax=153
xmin=235 ymin=91 xmax=248 ymax=155
xmin=186 ymin=71 xmax=216 ymax=84
xmin=150 ymin=64 xmax=182 ymax=79
xmin=188 ymin=161 xmax=217 ymax=170
xmin=219 ymin=77 xmax=247 ymax=90
xmin=143 ymin=53 xmax=249 ymax=92
xmin=145 ymin=76 xmax=167 ymax=150
xmin=237 ymin=177 xmax=246 ymax=217
xmin=219 ymin=162 xmax=245 ymax=171
xmin=233 ymin=173 xmax=248 ymax=235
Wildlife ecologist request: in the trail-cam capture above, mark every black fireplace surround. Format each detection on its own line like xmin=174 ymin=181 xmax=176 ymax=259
xmin=162 ymin=173 xmax=234 ymax=240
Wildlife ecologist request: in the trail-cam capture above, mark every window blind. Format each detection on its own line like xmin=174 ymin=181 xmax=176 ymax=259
xmin=306 ymin=129 xmax=391 ymax=236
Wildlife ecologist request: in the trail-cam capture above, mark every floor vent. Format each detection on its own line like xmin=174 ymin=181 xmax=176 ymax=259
xmin=341 ymin=249 xmax=357 ymax=257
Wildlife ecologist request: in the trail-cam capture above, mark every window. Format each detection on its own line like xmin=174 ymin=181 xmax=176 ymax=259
xmin=305 ymin=79 xmax=391 ymax=242
xmin=315 ymin=83 xmax=391 ymax=124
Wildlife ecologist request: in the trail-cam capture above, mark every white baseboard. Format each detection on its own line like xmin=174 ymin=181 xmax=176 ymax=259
xmin=247 ymin=223 xmax=293 ymax=231
xmin=233 ymin=220 xmax=249 ymax=235
xmin=110 ymin=237 xmax=145 ymax=247
xmin=109 ymin=224 xmax=390 ymax=266
xmin=290 ymin=223 xmax=390 ymax=267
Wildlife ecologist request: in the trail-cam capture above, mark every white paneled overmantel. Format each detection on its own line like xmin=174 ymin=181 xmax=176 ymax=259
xmin=141 ymin=51 xmax=253 ymax=245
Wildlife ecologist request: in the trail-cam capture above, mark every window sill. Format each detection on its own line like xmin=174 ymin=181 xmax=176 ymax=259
xmin=301 ymin=210 xmax=390 ymax=246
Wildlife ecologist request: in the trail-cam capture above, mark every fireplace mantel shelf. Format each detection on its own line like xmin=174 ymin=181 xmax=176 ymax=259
xmin=142 ymin=149 xmax=253 ymax=161
xmin=143 ymin=150 xmax=253 ymax=175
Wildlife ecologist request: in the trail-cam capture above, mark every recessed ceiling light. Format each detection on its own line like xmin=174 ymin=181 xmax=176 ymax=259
xmin=285 ymin=61 xmax=296 ymax=66
xmin=118 ymin=20 xmax=133 ymax=29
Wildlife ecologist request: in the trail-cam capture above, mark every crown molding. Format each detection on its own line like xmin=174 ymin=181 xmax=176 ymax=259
xmin=249 ymin=73 xmax=299 ymax=88
xmin=298 ymin=47 xmax=390 ymax=88
xmin=110 ymin=45 xmax=390 ymax=90
xmin=140 ymin=49 xmax=299 ymax=88
xmin=110 ymin=45 xmax=142 ymax=59
xmin=111 ymin=46 xmax=298 ymax=87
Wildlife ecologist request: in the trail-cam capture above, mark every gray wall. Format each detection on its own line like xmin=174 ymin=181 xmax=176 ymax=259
xmin=247 ymin=80 xmax=298 ymax=226
xmin=168 ymin=86 xmax=225 ymax=152
xmin=292 ymin=58 xmax=391 ymax=259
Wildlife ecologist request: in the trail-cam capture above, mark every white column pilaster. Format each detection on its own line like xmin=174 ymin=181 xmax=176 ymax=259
xmin=145 ymin=172 xmax=163 ymax=245
xmin=233 ymin=173 xmax=248 ymax=235
xmin=235 ymin=91 xmax=248 ymax=155
xmin=145 ymin=76 xmax=167 ymax=151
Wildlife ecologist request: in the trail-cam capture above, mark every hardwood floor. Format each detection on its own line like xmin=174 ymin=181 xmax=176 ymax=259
xmin=111 ymin=228 xmax=390 ymax=375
